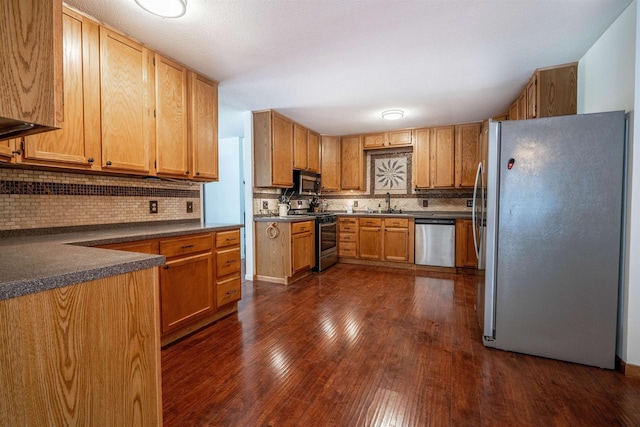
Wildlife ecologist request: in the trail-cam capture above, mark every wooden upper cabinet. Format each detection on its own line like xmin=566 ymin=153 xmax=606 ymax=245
xmin=526 ymin=76 xmax=537 ymax=119
xmin=320 ymin=135 xmax=340 ymax=191
xmin=99 ymin=27 xmax=154 ymax=174
xmin=508 ymin=101 xmax=518 ymax=121
xmin=0 ymin=0 xmax=63 ymax=140
xmin=363 ymin=132 xmax=388 ymax=149
xmin=412 ymin=128 xmax=431 ymax=189
xmin=189 ymin=72 xmax=218 ymax=181
xmin=532 ymin=63 xmax=578 ymax=119
xmin=389 ymin=130 xmax=412 ymax=147
xmin=21 ymin=9 xmax=101 ymax=170
xmin=155 ymin=54 xmax=189 ymax=178
xmin=430 ymin=126 xmax=455 ymax=188
xmin=340 ymin=135 xmax=364 ymax=191
xmin=455 ymin=122 xmax=480 ymax=188
xmin=517 ymin=92 xmax=527 ymax=120
xmin=253 ymin=110 xmax=293 ymax=188
xmin=0 ymin=139 xmax=17 ymax=163
xmin=307 ymin=130 xmax=320 ymax=173
xmin=293 ymin=123 xmax=308 ymax=170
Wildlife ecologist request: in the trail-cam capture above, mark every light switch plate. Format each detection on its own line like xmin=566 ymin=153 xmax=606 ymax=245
xmin=187 ymin=201 xmax=193 ymax=213
xmin=422 ymin=200 xmax=428 ymax=207
xmin=150 ymin=200 xmax=158 ymax=214
xmin=353 ymin=201 xmax=358 ymax=207
xmin=262 ymin=200 xmax=269 ymax=210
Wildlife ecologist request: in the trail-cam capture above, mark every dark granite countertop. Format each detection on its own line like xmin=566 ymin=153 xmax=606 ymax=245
xmin=0 ymin=221 xmax=244 ymax=301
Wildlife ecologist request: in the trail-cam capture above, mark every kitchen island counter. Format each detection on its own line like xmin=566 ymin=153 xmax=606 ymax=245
xmin=0 ymin=221 xmax=244 ymax=300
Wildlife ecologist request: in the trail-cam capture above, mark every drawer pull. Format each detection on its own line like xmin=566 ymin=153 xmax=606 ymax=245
xmin=180 ymin=244 xmax=194 ymax=249
xmin=225 ymin=259 xmax=237 ymax=265
xmin=226 ymin=289 xmax=238 ymax=296
xmin=225 ymin=237 xmax=236 ymax=242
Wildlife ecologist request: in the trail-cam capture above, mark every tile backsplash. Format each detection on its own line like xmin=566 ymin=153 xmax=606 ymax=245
xmin=0 ymin=168 xmax=201 ymax=231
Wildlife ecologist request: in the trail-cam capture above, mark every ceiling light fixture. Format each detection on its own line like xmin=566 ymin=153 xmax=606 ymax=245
xmin=135 ymin=0 xmax=187 ymax=18
xmin=382 ymin=109 xmax=404 ymax=120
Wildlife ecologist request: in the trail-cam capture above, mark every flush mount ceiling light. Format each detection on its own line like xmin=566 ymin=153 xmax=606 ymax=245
xmin=135 ymin=0 xmax=187 ymax=18
xmin=382 ymin=109 xmax=404 ymax=120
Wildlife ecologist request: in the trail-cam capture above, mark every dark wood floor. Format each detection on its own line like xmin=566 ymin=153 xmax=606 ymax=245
xmin=161 ymin=263 xmax=640 ymax=426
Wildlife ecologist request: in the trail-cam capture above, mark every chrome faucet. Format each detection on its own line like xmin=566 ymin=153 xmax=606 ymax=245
xmin=385 ymin=192 xmax=391 ymax=213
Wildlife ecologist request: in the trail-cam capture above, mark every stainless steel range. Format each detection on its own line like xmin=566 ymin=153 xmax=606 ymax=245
xmin=314 ymin=212 xmax=337 ymax=271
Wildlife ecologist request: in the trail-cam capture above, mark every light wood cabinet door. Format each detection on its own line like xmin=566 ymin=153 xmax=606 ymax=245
xmin=389 ymin=130 xmax=412 ymax=147
xmin=359 ymin=226 xmax=382 ymax=260
xmin=383 ymin=227 xmax=409 ymax=262
xmin=293 ymin=123 xmax=308 ymax=170
xmin=430 ymin=126 xmax=455 ymax=188
xmin=455 ymin=122 xmax=480 ymax=188
xmin=160 ymin=252 xmax=214 ymax=334
xmin=307 ymin=130 xmax=320 ymax=173
xmin=21 ymin=9 xmax=100 ymax=170
xmin=320 ymin=135 xmax=340 ymax=191
xmin=155 ymin=54 xmax=189 ymax=177
xmin=0 ymin=0 xmax=63 ymax=133
xmin=189 ymin=72 xmax=218 ymax=180
xmin=340 ymin=135 xmax=364 ymax=191
xmin=363 ymin=132 xmax=388 ymax=149
xmin=0 ymin=139 xmax=17 ymax=163
xmin=517 ymin=92 xmax=527 ymax=120
xmin=99 ymin=27 xmax=153 ymax=174
xmin=272 ymin=113 xmax=294 ymax=187
xmin=526 ymin=74 xmax=537 ymax=119
xmin=508 ymin=101 xmax=518 ymax=121
xmin=455 ymin=219 xmax=477 ymax=268
xmin=413 ymin=128 xmax=431 ymax=189
xmin=291 ymin=230 xmax=314 ymax=275
xmin=537 ymin=63 xmax=578 ymax=118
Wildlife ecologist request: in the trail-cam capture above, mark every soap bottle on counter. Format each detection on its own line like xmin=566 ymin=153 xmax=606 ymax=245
xmin=377 ymin=203 xmax=382 ymax=213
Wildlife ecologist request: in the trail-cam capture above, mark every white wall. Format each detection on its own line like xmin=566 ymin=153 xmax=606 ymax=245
xmin=203 ymin=137 xmax=246 ymax=257
xmin=579 ymin=0 xmax=639 ymax=364
xmin=578 ymin=1 xmax=636 ymax=114
xmin=242 ymin=111 xmax=255 ymax=279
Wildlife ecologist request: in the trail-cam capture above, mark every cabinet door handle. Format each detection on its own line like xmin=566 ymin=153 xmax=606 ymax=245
xmin=163 ymin=265 xmax=169 ymax=270
xmin=87 ymin=157 xmax=94 ymax=163
xmin=106 ymin=160 xmax=112 ymax=166
xmin=196 ymin=171 xmax=200 ymax=176
xmin=181 ymin=244 xmax=194 ymax=249
xmin=185 ymin=170 xmax=190 ymax=175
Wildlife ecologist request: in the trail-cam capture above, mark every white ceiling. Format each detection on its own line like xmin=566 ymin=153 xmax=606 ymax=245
xmin=65 ymin=0 xmax=632 ymax=136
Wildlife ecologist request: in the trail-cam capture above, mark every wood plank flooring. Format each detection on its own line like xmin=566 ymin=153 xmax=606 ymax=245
xmin=161 ymin=264 xmax=640 ymax=426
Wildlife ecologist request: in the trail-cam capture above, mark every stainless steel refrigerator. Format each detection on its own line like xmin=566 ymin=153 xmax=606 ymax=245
xmin=474 ymin=111 xmax=626 ymax=369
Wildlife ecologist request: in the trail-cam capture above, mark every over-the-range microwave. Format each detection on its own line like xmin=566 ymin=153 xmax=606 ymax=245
xmin=295 ymin=171 xmax=320 ymax=195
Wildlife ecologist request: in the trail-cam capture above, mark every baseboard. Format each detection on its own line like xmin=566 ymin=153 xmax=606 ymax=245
xmin=616 ymin=356 xmax=640 ymax=377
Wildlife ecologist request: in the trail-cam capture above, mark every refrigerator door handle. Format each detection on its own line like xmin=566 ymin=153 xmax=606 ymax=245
xmin=472 ymin=162 xmax=482 ymax=260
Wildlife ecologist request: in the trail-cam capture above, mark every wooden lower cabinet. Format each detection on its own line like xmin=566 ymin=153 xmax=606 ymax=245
xmin=359 ymin=217 xmax=382 ymax=260
xmin=97 ymin=227 xmax=242 ymax=346
xmin=0 ymin=269 xmax=161 ymax=426
xmin=255 ymin=219 xmax=315 ymax=284
xmin=338 ymin=216 xmax=414 ymax=266
xmin=383 ymin=218 xmax=410 ymax=262
xmin=455 ymin=219 xmax=477 ymax=268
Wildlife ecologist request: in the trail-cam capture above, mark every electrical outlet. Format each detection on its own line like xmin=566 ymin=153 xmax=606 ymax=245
xmin=262 ymin=200 xmax=269 ymax=210
xmin=353 ymin=201 xmax=358 ymax=207
xmin=186 ymin=201 xmax=193 ymax=213
xmin=422 ymin=200 xmax=428 ymax=207
xmin=467 ymin=199 xmax=473 ymax=208
xmin=149 ymin=200 xmax=158 ymax=214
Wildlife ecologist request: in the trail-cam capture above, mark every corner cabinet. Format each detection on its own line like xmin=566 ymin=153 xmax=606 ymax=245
xmin=99 ymin=27 xmax=154 ymax=174
xmin=189 ymin=72 xmax=219 ymax=181
xmin=253 ymin=110 xmax=294 ymax=188
xmin=320 ymin=135 xmax=341 ymax=191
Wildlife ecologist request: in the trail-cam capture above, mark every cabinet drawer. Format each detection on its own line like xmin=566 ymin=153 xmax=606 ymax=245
xmin=384 ymin=218 xmax=409 ymax=228
xmin=216 ymin=229 xmax=240 ymax=248
xmin=340 ymin=233 xmax=357 ymax=242
xmin=99 ymin=239 xmax=159 ymax=254
xmin=359 ymin=218 xmax=382 ymax=227
xmin=339 ymin=218 xmax=357 ymax=225
xmin=217 ymin=247 xmax=241 ymax=278
xmin=217 ymin=275 xmax=241 ymax=307
xmin=339 ymin=223 xmax=357 ymax=232
xmin=160 ymin=234 xmax=212 ymax=258
xmin=339 ymin=242 xmax=357 ymax=258
xmin=291 ymin=220 xmax=314 ymax=234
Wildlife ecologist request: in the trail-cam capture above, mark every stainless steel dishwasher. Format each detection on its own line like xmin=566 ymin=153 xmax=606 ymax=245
xmin=415 ymin=218 xmax=456 ymax=267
